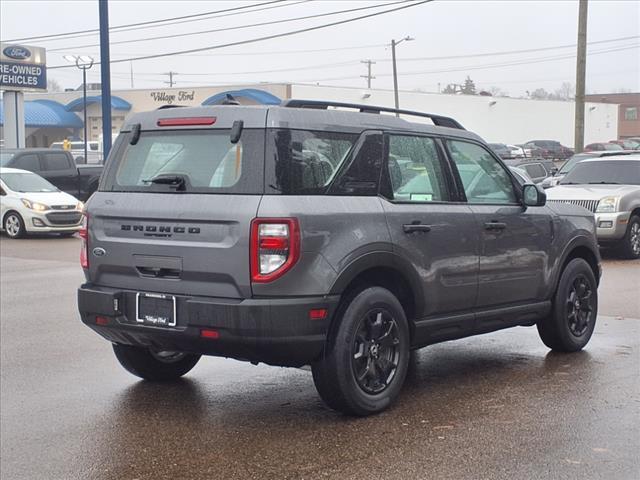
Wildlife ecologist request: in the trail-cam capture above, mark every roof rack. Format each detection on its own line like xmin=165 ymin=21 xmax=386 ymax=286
xmin=281 ymin=99 xmax=465 ymax=130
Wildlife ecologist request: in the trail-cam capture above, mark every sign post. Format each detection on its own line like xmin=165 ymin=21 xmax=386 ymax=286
xmin=0 ymin=43 xmax=47 ymax=148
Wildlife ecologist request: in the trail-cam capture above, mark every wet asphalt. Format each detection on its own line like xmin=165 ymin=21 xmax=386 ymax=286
xmin=1 ymin=236 xmax=638 ymax=480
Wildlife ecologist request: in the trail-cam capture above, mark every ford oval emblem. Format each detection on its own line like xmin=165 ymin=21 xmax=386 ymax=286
xmin=92 ymin=247 xmax=106 ymax=257
xmin=3 ymin=45 xmax=31 ymax=60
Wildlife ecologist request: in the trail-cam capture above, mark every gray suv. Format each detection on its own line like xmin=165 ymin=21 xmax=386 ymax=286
xmin=78 ymin=100 xmax=601 ymax=416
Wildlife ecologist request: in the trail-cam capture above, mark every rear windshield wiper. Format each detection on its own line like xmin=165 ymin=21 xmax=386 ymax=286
xmin=143 ymin=174 xmax=188 ymax=191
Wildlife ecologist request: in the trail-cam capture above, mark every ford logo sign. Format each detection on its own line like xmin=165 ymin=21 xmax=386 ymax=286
xmin=3 ymin=45 xmax=31 ymax=60
xmin=92 ymin=247 xmax=106 ymax=257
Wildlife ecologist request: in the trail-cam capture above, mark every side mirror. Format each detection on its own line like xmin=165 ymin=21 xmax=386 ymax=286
xmin=551 ymin=167 xmax=558 ymax=176
xmin=523 ymin=183 xmax=546 ymax=207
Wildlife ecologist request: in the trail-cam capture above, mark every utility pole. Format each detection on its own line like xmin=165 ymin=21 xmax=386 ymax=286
xmin=360 ymin=60 xmax=376 ymax=89
xmin=99 ymin=0 xmax=112 ymax=159
xmin=130 ymin=61 xmax=134 ymax=88
xmin=164 ymin=71 xmax=177 ymax=87
xmin=574 ymin=0 xmax=588 ymax=154
xmin=391 ymin=36 xmax=413 ymax=116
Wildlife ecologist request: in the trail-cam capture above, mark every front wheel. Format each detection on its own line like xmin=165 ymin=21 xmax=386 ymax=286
xmin=3 ymin=212 xmax=26 ymax=239
xmin=112 ymin=344 xmax=201 ymax=381
xmin=537 ymin=258 xmax=598 ymax=352
xmin=616 ymin=215 xmax=640 ymax=259
xmin=312 ymin=286 xmax=410 ymax=416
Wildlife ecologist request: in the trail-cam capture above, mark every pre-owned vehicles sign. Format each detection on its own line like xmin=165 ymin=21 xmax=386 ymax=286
xmin=0 ymin=43 xmax=46 ymax=91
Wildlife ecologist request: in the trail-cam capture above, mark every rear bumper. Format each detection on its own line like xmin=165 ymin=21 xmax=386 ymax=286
xmin=78 ymin=284 xmax=339 ymax=367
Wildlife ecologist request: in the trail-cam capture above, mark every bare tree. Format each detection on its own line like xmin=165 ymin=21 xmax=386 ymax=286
xmin=554 ymin=82 xmax=575 ymax=100
xmin=47 ymin=78 xmax=63 ymax=92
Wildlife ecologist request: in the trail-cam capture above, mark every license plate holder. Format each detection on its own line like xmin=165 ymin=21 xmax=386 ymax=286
xmin=136 ymin=293 xmax=176 ymax=327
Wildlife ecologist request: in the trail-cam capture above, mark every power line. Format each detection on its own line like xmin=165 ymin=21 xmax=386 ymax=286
xmin=48 ymin=0 xmax=433 ymax=69
xmin=53 ymin=43 xmax=389 ymax=59
xmin=2 ymin=0 xmax=287 ymax=43
xmin=47 ymin=1 xmax=407 ymax=52
xmin=291 ymin=44 xmax=640 ymax=83
xmin=373 ymin=35 xmax=640 ymax=63
xmin=164 ymin=71 xmax=178 ymax=87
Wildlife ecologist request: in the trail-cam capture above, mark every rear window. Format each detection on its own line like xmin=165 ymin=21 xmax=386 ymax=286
xmin=265 ymin=129 xmax=358 ymax=194
xmin=43 ymin=153 xmax=71 ymax=170
xmin=103 ymin=129 xmax=264 ymax=194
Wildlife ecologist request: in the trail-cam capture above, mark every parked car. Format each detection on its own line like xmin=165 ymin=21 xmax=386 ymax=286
xmin=546 ymin=155 xmax=640 ymax=259
xmin=541 ymin=150 xmax=640 ymax=189
xmin=50 ymin=140 xmax=103 ymax=164
xmin=584 ymin=142 xmax=624 ymax=152
xmin=0 ymin=149 xmax=102 ymax=201
xmin=488 ymin=143 xmax=513 ymax=159
xmin=505 ymin=158 xmax=557 ymax=184
xmin=509 ymin=166 xmax=534 ymax=184
xmin=78 ymin=100 xmax=601 ymax=416
xmin=507 ymin=144 xmax=526 ymax=158
xmin=0 ymin=168 xmax=83 ymax=238
xmin=523 ymin=140 xmax=573 ymax=160
xmin=610 ymin=139 xmax=640 ymax=150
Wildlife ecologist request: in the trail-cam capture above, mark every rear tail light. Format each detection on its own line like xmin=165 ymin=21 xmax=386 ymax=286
xmin=250 ymin=218 xmax=300 ymax=283
xmin=79 ymin=214 xmax=89 ymax=269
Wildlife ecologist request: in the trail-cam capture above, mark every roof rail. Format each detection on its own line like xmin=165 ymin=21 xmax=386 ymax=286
xmin=281 ymin=99 xmax=465 ymax=130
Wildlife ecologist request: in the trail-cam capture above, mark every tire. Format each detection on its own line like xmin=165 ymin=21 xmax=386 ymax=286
xmin=3 ymin=212 xmax=26 ymax=239
xmin=312 ymin=286 xmax=410 ymax=416
xmin=112 ymin=344 xmax=201 ymax=381
xmin=616 ymin=215 xmax=640 ymax=260
xmin=537 ymin=258 xmax=598 ymax=352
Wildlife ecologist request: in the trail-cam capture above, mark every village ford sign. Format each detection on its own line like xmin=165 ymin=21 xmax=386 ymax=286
xmin=3 ymin=46 xmax=31 ymax=60
xmin=0 ymin=43 xmax=46 ymax=91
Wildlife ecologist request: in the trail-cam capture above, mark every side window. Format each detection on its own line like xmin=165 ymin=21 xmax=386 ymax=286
xmin=0 ymin=186 xmax=6 ymax=196
xmin=447 ymin=140 xmax=517 ymax=204
xmin=43 ymin=153 xmax=72 ymax=171
xmin=386 ymin=135 xmax=450 ymax=202
xmin=523 ymin=163 xmax=546 ymax=179
xmin=13 ymin=154 xmax=41 ymax=172
xmin=330 ymin=132 xmax=383 ymax=196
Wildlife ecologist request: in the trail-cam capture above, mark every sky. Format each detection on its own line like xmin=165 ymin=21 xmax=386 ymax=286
xmin=1 ymin=0 xmax=638 ymax=97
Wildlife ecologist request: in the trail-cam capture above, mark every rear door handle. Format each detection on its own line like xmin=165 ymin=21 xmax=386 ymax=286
xmin=484 ymin=221 xmax=507 ymax=231
xmin=403 ymin=223 xmax=432 ymax=234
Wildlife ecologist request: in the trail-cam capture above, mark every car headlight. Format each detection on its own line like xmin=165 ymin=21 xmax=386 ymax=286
xmin=21 ymin=199 xmax=50 ymax=212
xmin=595 ymin=196 xmax=619 ymax=213
xmin=76 ymin=201 xmax=84 ymax=211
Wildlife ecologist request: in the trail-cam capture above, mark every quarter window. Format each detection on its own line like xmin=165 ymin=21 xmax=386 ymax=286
xmin=386 ymin=135 xmax=449 ymax=202
xmin=448 ymin=140 xmax=517 ymax=204
xmin=624 ymin=107 xmax=638 ymax=121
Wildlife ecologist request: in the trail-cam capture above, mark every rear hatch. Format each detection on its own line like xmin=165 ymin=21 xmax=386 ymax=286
xmin=85 ymin=107 xmax=267 ymax=299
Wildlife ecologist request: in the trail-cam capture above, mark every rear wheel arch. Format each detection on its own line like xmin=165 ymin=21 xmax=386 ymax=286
xmin=329 ymin=253 xmax=423 ymax=338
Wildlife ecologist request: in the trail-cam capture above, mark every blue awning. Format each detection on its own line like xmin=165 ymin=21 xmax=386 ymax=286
xmin=65 ymin=95 xmax=131 ymax=112
xmin=0 ymin=99 xmax=83 ymax=128
xmin=201 ymin=88 xmax=281 ymax=106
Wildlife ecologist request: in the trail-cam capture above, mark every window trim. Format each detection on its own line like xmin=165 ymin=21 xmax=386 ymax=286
xmin=442 ymin=137 xmax=524 ymax=206
xmin=379 ymin=131 xmax=460 ymax=204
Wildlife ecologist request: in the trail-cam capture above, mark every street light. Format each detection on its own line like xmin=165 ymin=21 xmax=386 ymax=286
xmin=391 ymin=36 xmax=414 ymax=116
xmin=64 ymin=55 xmax=94 ymax=164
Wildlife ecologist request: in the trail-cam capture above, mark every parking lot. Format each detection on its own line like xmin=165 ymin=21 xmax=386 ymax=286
xmin=0 ymin=236 xmax=637 ymax=480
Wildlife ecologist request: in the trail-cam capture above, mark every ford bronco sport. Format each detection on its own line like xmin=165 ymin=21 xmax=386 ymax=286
xmin=78 ymin=100 xmax=601 ymax=416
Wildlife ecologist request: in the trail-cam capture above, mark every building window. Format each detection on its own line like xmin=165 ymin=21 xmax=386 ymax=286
xmin=625 ymin=107 xmax=638 ymax=121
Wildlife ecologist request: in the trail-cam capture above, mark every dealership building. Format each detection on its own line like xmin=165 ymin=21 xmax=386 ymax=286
xmin=0 ymin=82 xmax=631 ymax=148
